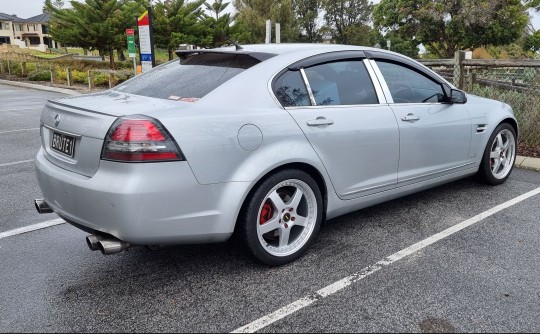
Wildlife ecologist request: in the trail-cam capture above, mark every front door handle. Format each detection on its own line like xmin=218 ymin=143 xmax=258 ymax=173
xmin=401 ymin=113 xmax=420 ymax=122
xmin=307 ymin=117 xmax=334 ymax=127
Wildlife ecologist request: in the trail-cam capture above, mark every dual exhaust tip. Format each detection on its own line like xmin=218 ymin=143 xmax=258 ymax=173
xmin=34 ymin=199 xmax=130 ymax=255
xmin=86 ymin=234 xmax=130 ymax=255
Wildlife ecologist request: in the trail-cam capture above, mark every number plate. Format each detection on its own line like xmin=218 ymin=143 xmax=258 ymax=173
xmin=51 ymin=132 xmax=75 ymax=158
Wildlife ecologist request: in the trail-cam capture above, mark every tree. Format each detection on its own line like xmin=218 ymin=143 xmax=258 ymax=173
xmin=205 ymin=0 xmax=230 ymax=19
xmin=370 ymin=30 xmax=419 ymax=58
xmin=53 ymin=0 xmax=65 ymax=8
xmin=153 ymin=0 xmax=210 ymax=60
xmin=200 ymin=2 xmax=250 ymax=47
xmin=373 ymin=0 xmax=529 ymax=58
xmin=322 ymin=0 xmax=373 ymax=45
xmin=45 ymin=0 xmax=148 ymax=69
xmin=293 ymin=0 xmax=322 ymax=43
xmin=234 ymin=0 xmax=298 ymax=43
xmin=524 ymin=0 xmax=540 ymax=11
xmin=524 ymin=30 xmax=540 ymax=52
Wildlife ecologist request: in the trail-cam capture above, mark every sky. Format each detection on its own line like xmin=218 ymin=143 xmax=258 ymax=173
xmin=1 ymin=0 xmax=539 ymax=30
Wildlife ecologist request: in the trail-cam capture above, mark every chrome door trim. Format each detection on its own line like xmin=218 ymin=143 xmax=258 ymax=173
xmin=300 ymin=68 xmax=317 ymax=106
xmin=286 ymin=104 xmax=390 ymax=111
xmin=398 ymin=161 xmax=476 ymax=184
xmin=340 ymin=181 xmax=397 ymax=198
xmin=363 ymin=59 xmax=388 ymax=104
xmin=367 ymin=59 xmax=394 ymax=103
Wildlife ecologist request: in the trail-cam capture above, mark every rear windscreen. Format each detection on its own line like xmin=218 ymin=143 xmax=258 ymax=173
xmin=114 ymin=53 xmax=260 ymax=100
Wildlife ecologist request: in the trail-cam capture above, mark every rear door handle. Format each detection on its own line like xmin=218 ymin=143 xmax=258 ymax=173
xmin=401 ymin=113 xmax=420 ymax=122
xmin=307 ymin=117 xmax=334 ymax=126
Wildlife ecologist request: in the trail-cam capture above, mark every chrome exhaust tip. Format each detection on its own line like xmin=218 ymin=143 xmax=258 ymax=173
xmin=97 ymin=239 xmax=130 ymax=255
xmin=86 ymin=235 xmax=102 ymax=251
xmin=34 ymin=199 xmax=53 ymax=214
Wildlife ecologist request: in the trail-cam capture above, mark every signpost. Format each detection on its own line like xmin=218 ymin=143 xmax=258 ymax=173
xmin=126 ymin=29 xmax=137 ymax=75
xmin=137 ymin=8 xmax=155 ymax=73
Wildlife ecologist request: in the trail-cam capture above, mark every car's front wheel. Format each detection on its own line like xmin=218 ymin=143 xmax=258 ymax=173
xmin=239 ymin=169 xmax=323 ymax=266
xmin=477 ymin=123 xmax=517 ymax=185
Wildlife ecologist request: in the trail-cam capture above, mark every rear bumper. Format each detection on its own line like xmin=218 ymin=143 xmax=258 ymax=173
xmin=35 ymin=149 xmax=250 ymax=245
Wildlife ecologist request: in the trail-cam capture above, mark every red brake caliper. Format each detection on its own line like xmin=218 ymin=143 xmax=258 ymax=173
xmin=260 ymin=202 xmax=273 ymax=225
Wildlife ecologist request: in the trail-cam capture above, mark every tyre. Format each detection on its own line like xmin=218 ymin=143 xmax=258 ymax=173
xmin=477 ymin=123 xmax=517 ymax=185
xmin=239 ymin=169 xmax=323 ymax=266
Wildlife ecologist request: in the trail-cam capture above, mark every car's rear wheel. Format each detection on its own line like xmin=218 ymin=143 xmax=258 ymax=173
xmin=239 ymin=169 xmax=323 ymax=266
xmin=477 ymin=123 xmax=517 ymax=185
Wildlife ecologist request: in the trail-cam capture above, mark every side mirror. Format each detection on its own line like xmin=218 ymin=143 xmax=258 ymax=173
xmin=450 ymin=89 xmax=467 ymax=104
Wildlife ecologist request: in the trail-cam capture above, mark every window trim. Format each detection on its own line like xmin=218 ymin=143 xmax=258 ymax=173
xmin=299 ymin=68 xmax=317 ymax=106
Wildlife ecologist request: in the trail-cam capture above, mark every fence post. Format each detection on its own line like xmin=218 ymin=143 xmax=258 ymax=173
xmin=66 ymin=67 xmax=72 ymax=87
xmin=88 ymin=70 xmax=93 ymax=89
xmin=21 ymin=61 xmax=27 ymax=77
xmin=0 ymin=61 xmax=4 ymax=74
xmin=108 ymin=71 xmax=114 ymax=89
xmin=7 ymin=60 xmax=11 ymax=75
xmin=453 ymin=50 xmax=466 ymax=89
xmin=50 ymin=66 xmax=54 ymax=84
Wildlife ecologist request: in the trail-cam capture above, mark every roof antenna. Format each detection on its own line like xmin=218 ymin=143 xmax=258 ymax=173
xmin=225 ymin=36 xmax=243 ymax=51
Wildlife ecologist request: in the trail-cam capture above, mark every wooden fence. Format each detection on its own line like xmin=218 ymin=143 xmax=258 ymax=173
xmin=420 ymin=52 xmax=540 ymax=151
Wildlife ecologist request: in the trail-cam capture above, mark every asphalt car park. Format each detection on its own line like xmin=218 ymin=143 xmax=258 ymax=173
xmin=1 ymin=83 xmax=540 ymax=332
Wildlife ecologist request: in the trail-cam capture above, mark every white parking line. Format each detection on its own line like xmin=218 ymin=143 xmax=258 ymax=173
xmin=0 ymin=219 xmax=65 ymax=240
xmin=0 ymin=159 xmax=34 ymax=168
xmin=0 ymin=128 xmax=39 ymax=135
xmin=232 ymin=186 xmax=540 ymax=333
xmin=1 ymin=107 xmax=43 ymax=112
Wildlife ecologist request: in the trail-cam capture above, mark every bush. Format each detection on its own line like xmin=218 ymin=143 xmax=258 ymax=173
xmin=28 ymin=70 xmax=51 ymax=81
xmin=71 ymin=70 xmax=88 ymax=84
xmin=93 ymin=73 xmax=110 ymax=86
xmin=115 ymin=70 xmax=134 ymax=84
xmin=55 ymin=68 xmax=68 ymax=83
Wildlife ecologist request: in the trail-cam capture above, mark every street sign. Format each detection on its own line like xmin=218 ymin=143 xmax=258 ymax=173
xmin=126 ymin=29 xmax=136 ymax=58
xmin=137 ymin=9 xmax=155 ymax=73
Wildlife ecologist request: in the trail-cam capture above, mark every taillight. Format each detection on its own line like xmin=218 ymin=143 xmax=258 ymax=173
xmin=101 ymin=115 xmax=183 ymax=162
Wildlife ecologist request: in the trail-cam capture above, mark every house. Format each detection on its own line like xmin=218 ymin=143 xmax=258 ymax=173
xmin=0 ymin=13 xmax=16 ymax=45
xmin=0 ymin=12 xmax=59 ymax=51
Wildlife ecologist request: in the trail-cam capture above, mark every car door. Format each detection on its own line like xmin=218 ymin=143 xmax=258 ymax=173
xmin=273 ymin=54 xmax=399 ymax=200
xmin=369 ymin=58 xmax=473 ymax=186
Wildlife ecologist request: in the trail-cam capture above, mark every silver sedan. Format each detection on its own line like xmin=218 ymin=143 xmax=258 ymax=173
xmin=35 ymin=44 xmax=517 ymax=265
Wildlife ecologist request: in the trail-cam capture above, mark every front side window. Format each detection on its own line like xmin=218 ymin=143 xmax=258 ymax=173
xmin=375 ymin=61 xmax=446 ymax=103
xmin=304 ymin=60 xmax=379 ymax=106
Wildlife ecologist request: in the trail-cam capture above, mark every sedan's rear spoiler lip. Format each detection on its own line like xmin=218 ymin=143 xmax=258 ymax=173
xmin=174 ymin=49 xmax=277 ymax=62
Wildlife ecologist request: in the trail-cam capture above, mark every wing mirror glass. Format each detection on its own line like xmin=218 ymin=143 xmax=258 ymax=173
xmin=450 ymin=89 xmax=467 ymax=104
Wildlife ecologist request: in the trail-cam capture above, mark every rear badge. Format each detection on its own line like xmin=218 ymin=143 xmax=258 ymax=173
xmin=54 ymin=114 xmax=60 ymax=127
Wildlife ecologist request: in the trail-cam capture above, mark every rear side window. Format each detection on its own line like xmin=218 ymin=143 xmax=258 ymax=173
xmin=274 ymin=70 xmax=311 ymax=107
xmin=305 ymin=60 xmax=379 ymax=106
xmin=273 ymin=60 xmax=379 ymax=107
xmin=114 ymin=53 xmax=260 ymax=100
